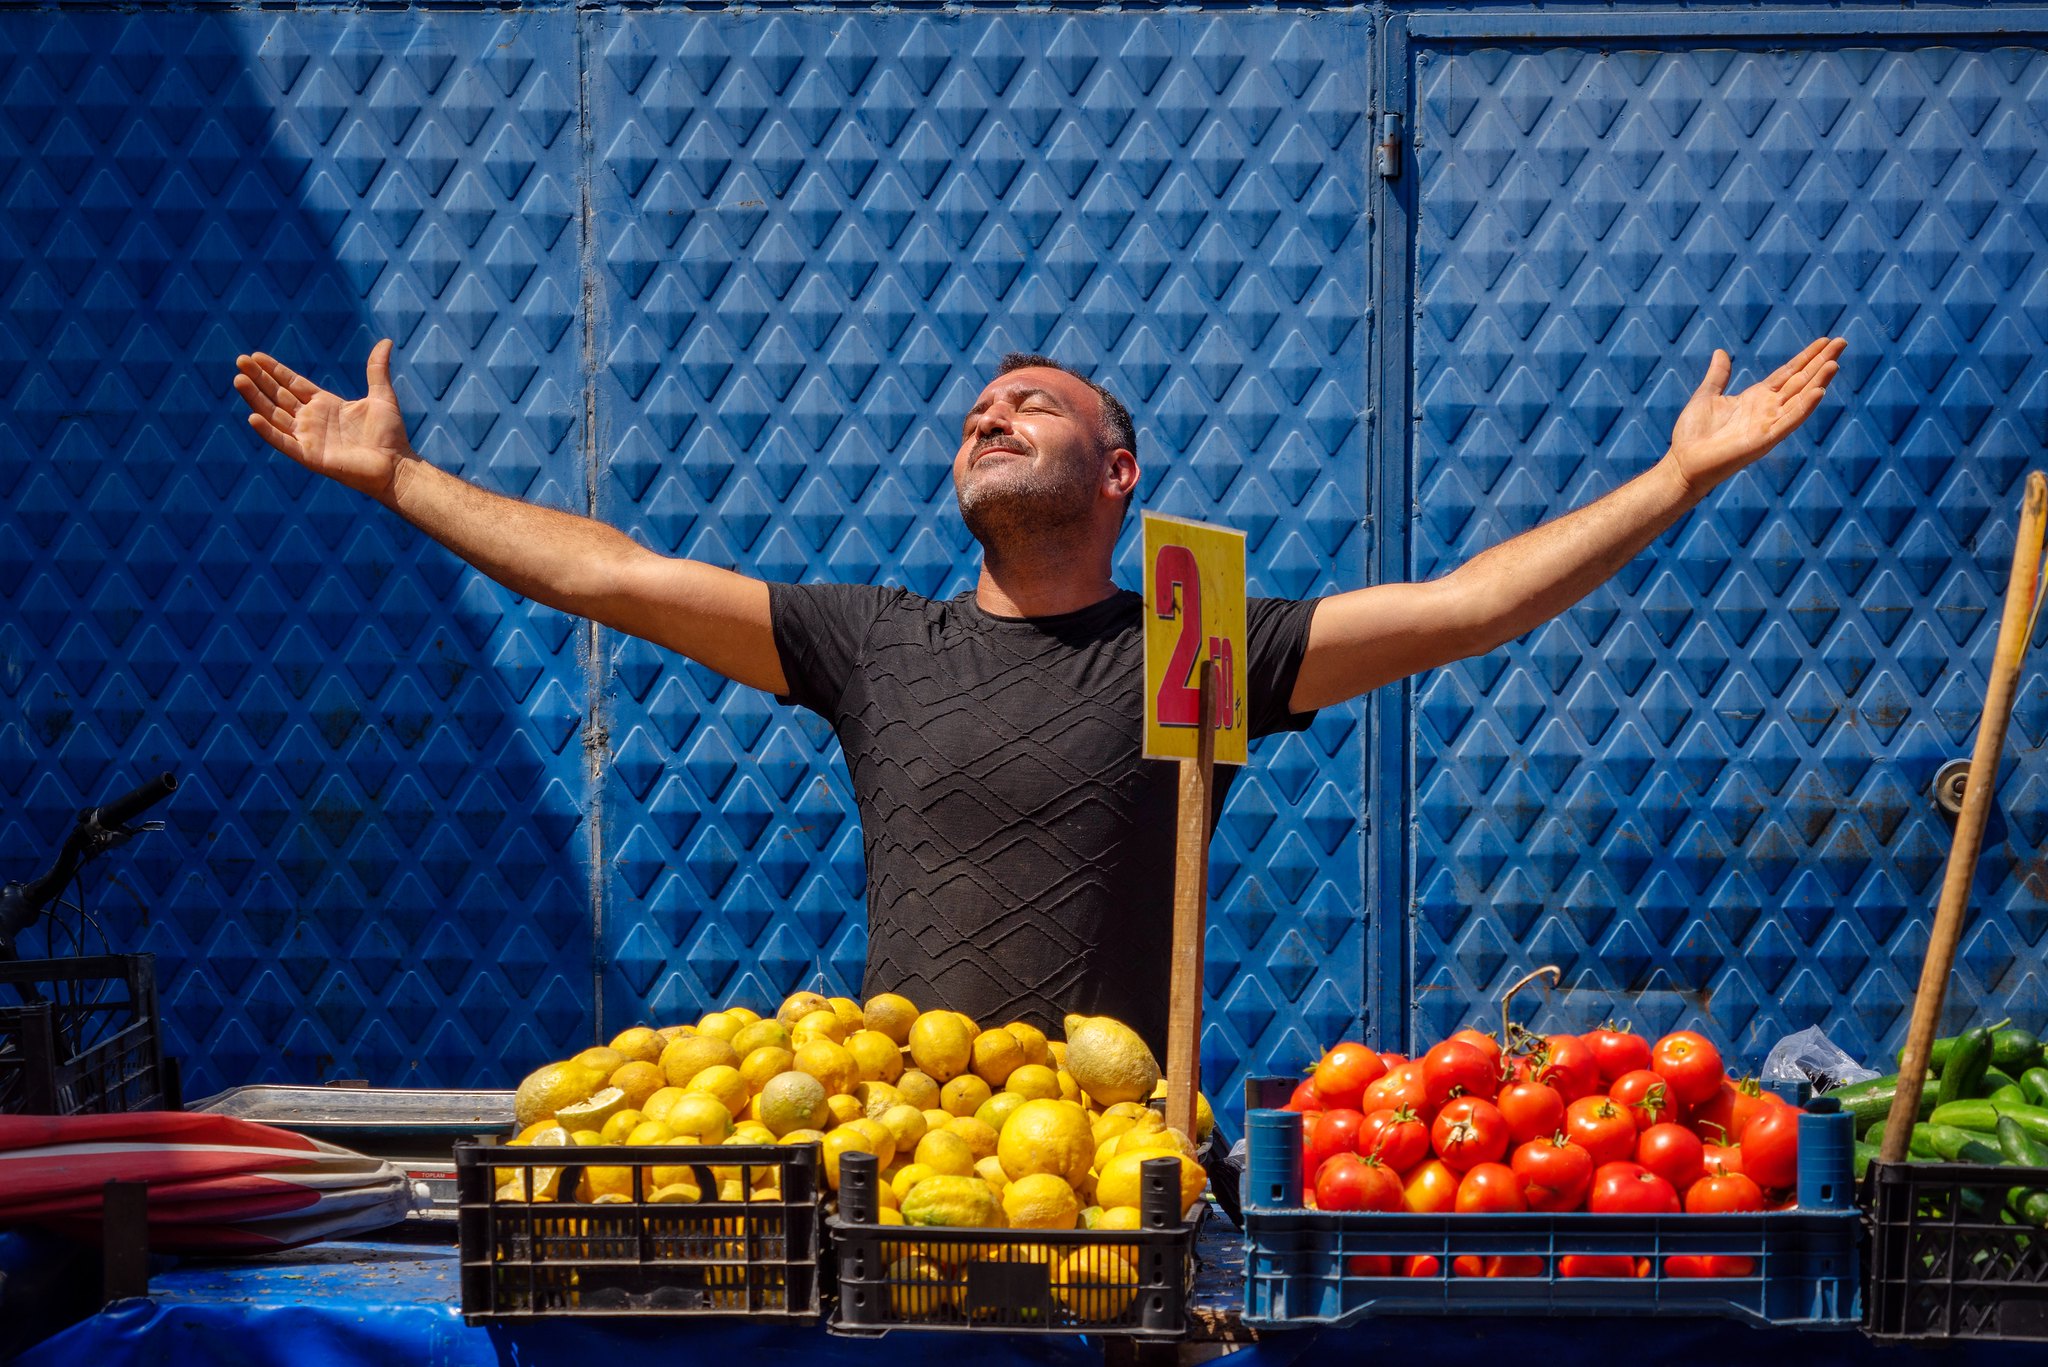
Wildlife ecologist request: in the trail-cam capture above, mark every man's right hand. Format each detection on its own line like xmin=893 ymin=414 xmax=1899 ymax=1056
xmin=233 ymin=340 xmax=413 ymax=502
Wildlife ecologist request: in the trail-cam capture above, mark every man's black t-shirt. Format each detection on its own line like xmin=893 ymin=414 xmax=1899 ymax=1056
xmin=769 ymin=584 xmax=1321 ymax=1055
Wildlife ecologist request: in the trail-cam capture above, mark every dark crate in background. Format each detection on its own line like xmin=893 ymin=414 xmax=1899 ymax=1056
xmin=0 ymin=954 xmax=170 ymax=1116
xmin=1866 ymin=1158 xmax=2048 ymax=1342
xmin=456 ymin=1140 xmax=823 ymax=1321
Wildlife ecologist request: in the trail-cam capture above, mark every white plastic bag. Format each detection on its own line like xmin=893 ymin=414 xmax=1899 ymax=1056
xmin=1762 ymin=1025 xmax=1881 ymax=1092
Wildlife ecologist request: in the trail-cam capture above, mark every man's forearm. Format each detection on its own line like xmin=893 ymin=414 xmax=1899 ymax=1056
xmin=1448 ymin=451 xmax=1701 ymax=653
xmin=383 ymin=454 xmax=644 ymax=618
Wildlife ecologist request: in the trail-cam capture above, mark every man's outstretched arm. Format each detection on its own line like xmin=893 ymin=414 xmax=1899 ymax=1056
xmin=234 ymin=341 xmax=788 ymax=694
xmin=1289 ymin=337 xmax=1847 ymax=712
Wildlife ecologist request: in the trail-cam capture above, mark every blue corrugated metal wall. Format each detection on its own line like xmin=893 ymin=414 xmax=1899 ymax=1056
xmin=0 ymin=6 xmax=1372 ymax=1123
xmin=1396 ymin=10 xmax=2048 ymax=1065
xmin=3 ymin=3 xmax=2043 ymax=1118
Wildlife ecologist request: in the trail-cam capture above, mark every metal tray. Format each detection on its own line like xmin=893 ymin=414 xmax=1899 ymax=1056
xmin=191 ymin=1085 xmax=517 ymax=1223
xmin=190 ymin=1084 xmax=515 ymax=1136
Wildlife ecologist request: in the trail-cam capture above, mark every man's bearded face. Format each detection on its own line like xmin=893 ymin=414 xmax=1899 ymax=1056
xmin=954 ymin=368 xmax=1108 ymax=550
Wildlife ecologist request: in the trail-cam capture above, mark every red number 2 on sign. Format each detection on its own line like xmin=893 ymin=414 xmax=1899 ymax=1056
xmin=1152 ymin=544 xmax=1234 ymax=729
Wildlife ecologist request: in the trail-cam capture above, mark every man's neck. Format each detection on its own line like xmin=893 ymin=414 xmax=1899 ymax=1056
xmin=973 ymin=548 xmax=1118 ymax=618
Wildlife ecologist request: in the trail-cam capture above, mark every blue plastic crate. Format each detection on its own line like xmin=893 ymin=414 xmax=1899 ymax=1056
xmin=1239 ymin=1078 xmax=1861 ymax=1330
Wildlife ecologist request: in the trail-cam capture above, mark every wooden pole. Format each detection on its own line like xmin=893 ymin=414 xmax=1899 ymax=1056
xmin=1879 ymin=471 xmax=2048 ymax=1165
xmin=1164 ymin=661 xmax=1216 ymax=1141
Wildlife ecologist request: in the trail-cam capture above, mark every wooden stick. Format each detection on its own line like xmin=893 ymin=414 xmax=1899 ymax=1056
xmin=1879 ymin=471 xmax=2048 ymax=1165
xmin=1165 ymin=661 xmax=1216 ymax=1141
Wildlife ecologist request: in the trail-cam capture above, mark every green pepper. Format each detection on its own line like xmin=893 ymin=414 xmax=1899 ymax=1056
xmin=2022 ymin=1067 xmax=2048 ymax=1110
xmin=1993 ymin=1028 xmax=2042 ymax=1070
xmin=1938 ymin=1023 xmax=1996 ymax=1109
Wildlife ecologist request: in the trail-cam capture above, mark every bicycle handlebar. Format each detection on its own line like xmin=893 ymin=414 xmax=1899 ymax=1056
xmin=1 ymin=772 xmax=177 ymax=957
xmin=93 ymin=772 xmax=178 ymax=831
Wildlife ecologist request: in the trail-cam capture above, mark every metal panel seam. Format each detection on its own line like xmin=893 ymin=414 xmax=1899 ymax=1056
xmin=578 ymin=7 xmax=608 ymax=1042
xmin=1373 ymin=4 xmax=1418 ymax=1051
xmin=1410 ymin=7 xmax=2048 ymax=40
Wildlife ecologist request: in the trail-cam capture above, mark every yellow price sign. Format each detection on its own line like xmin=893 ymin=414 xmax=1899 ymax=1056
xmin=1142 ymin=512 xmax=1247 ymax=767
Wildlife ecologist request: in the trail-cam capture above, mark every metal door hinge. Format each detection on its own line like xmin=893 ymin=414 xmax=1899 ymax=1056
xmin=1375 ymin=114 xmax=1402 ymax=179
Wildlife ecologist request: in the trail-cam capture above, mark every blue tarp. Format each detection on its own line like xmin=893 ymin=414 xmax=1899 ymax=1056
xmin=8 ymin=1237 xmax=2018 ymax=1367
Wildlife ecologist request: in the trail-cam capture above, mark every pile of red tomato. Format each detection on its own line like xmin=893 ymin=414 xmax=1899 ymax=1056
xmin=1285 ymin=1025 xmax=1803 ymax=1278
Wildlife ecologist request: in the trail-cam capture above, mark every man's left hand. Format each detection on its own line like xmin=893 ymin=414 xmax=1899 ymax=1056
xmin=1665 ymin=337 xmax=1847 ymax=496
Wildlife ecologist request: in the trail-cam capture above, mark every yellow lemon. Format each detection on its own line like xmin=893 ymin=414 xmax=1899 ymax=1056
xmin=687 ymin=1064 xmax=749 ymax=1115
xmin=608 ymin=1026 xmax=665 ymax=1064
xmin=996 ymin=1099 xmax=1094 ymax=1186
xmin=908 ymin=1012 xmax=973 ymax=1083
xmin=513 ymin=1061 xmax=607 ymax=1129
xmin=593 ymin=1110 xmax=642 ymax=1144
xmin=941 ymin=1075 xmax=993 ymax=1118
xmin=896 ymin=1070 xmax=941 ymax=1111
xmin=830 ymin=996 xmax=867 ymax=1034
xmin=1002 ymin=1173 xmax=1080 ymax=1229
xmin=886 ymin=1254 xmax=961 ymax=1319
xmin=857 ymin=1080 xmax=905 ymax=1120
xmin=844 ymin=1117 xmax=897 ymax=1167
xmin=1003 ymin=1022 xmax=1052 ymax=1067
xmin=880 ymin=1104 xmax=929 ymax=1152
xmin=732 ymin=1121 xmax=775 ymax=1144
xmin=758 ymin=1071 xmax=831 ymax=1136
xmin=1005 ymin=1065 xmax=1060 ymax=1101
xmin=731 ymin=1019 xmax=791 ymax=1057
xmin=1149 ymin=1081 xmax=1217 ymax=1143
xmin=695 ymin=1011 xmax=743 ymax=1042
xmin=723 ymin=1005 xmax=761 ymax=1025
xmin=922 ymin=1108 xmax=953 ymax=1134
xmin=827 ymin=1094 xmax=865 ymax=1126
xmin=625 ymin=1119 xmax=675 ymax=1147
xmin=1057 ymin=1070 xmax=1083 ymax=1104
xmin=649 ymin=1180 xmax=702 ymax=1203
xmin=640 ymin=1086 xmax=687 ymax=1125
xmin=863 ymin=993 xmax=919 ymax=1045
xmin=1053 ymin=1247 xmax=1139 ymax=1320
xmin=660 ymin=1035 xmax=739 ymax=1088
xmin=665 ymin=1092 xmax=735 ymax=1144
xmin=793 ymin=1040 xmax=860 ymax=1096
xmin=1096 ymin=1149 xmax=1204 ymax=1217
xmin=740 ymin=1045 xmax=795 ymax=1094
xmin=976 ymin=1092 xmax=1028 ymax=1134
xmin=820 ymin=1127 xmax=874 ymax=1189
xmin=891 ymin=1162 xmax=935 ymax=1202
xmin=782 ymin=1128 xmax=827 ymax=1147
xmin=946 ymin=1115 xmax=999 ymax=1162
xmin=970 ymin=1029 xmax=1026 ymax=1086
xmin=900 ymin=1175 xmax=1002 ymax=1228
xmin=793 ymin=1009 xmax=849 ymax=1046
xmin=914 ymin=1128 xmax=977 ymax=1177
xmin=848 ymin=1031 xmax=906 ymax=1083
xmin=1060 ymin=1015 xmax=1160 ymax=1108
xmin=656 ymin=1024 xmax=694 ymax=1042
xmin=555 ymin=1086 xmax=629 ymax=1134
xmin=573 ymin=1046 xmax=627 ymax=1075
xmin=1096 ymin=1204 xmax=1144 ymax=1260
xmin=974 ymin=1154 xmax=1011 ymax=1192
xmin=777 ymin=991 xmax=833 ymax=1027
xmin=608 ymin=1061 xmax=666 ymax=1109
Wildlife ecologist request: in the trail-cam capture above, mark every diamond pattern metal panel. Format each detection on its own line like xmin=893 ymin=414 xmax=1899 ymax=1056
xmin=589 ymin=11 xmax=1373 ymax=1128
xmin=0 ymin=11 xmax=590 ymax=1096
xmin=1409 ymin=38 xmax=2048 ymax=1065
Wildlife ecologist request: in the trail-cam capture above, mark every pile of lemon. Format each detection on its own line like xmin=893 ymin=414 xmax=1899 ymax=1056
xmin=501 ymin=991 xmax=1213 ymax=1321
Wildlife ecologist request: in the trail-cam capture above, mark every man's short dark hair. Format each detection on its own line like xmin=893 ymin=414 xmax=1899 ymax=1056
xmin=996 ymin=353 xmax=1138 ymax=515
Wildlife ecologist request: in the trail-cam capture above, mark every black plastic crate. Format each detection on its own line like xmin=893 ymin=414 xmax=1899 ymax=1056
xmin=829 ymin=1150 xmax=1197 ymax=1337
xmin=0 ymin=954 xmax=168 ymax=1116
xmin=1866 ymin=1158 xmax=2048 ymax=1342
xmin=455 ymin=1139 xmax=823 ymax=1321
